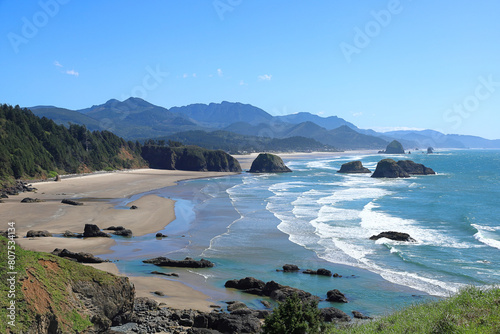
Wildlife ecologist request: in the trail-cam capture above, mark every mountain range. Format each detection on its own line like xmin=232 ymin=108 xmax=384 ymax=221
xmin=30 ymin=98 xmax=500 ymax=150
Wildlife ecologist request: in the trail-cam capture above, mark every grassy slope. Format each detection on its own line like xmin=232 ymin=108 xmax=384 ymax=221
xmin=0 ymin=236 xmax=118 ymax=334
xmin=333 ymin=286 xmax=500 ymax=334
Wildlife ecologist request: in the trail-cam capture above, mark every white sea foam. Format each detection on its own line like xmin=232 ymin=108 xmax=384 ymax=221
xmin=473 ymin=230 xmax=500 ymax=250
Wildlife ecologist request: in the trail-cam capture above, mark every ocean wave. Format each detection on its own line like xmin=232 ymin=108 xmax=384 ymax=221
xmin=473 ymin=231 xmax=500 ymax=250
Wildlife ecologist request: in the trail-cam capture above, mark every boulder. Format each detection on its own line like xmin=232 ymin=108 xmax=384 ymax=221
xmin=155 ymin=233 xmax=168 ymax=238
xmin=61 ymin=199 xmax=83 ymax=206
xmin=54 ymin=174 xmax=61 ymax=182
xmin=224 ymin=277 xmax=266 ymax=291
xmin=370 ymin=231 xmax=416 ymax=242
xmin=383 ymin=140 xmax=405 ymax=154
xmin=337 ymin=161 xmax=371 ymax=174
xmin=21 ymin=197 xmax=44 ymax=203
xmin=83 ymin=224 xmax=111 ymax=238
xmin=248 ymin=153 xmax=292 ymax=173
xmin=51 ymin=248 xmax=107 ymax=263
xmin=371 ymin=159 xmax=410 ymax=178
xmin=112 ymin=229 xmax=133 ymax=237
xmin=143 ymin=257 xmax=214 ymax=268
xmin=130 ymin=205 xmax=138 ymax=210
xmin=226 ymin=301 xmax=248 ymax=312
xmin=427 ymin=147 xmax=434 ymax=154
xmin=62 ymin=230 xmax=83 ymax=238
xmin=105 ymin=226 xmax=125 ymax=231
xmin=320 ymin=307 xmax=351 ymax=322
xmin=282 ymin=264 xmax=300 ymax=272
xmin=326 ymin=289 xmax=348 ymax=303
xmin=151 ymin=271 xmax=179 ymax=277
xmin=352 ymin=310 xmax=372 ymax=319
xmin=397 ymin=160 xmax=435 ymax=175
xmin=26 ymin=230 xmax=52 ymax=237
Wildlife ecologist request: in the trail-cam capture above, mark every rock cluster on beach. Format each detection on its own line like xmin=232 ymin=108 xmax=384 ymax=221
xmin=51 ymin=248 xmax=108 ymax=263
xmin=0 ymin=180 xmax=36 ymax=197
xmin=248 ymin=153 xmax=292 ymax=173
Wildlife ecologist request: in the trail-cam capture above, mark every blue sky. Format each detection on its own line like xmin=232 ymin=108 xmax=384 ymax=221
xmin=1 ymin=1 xmax=499 ymax=139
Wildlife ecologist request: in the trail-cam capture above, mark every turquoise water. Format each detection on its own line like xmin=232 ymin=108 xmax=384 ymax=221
xmin=107 ymin=150 xmax=500 ymax=316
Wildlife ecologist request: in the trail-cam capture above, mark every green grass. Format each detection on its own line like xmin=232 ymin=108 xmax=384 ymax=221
xmin=333 ymin=286 xmax=500 ymax=334
xmin=0 ymin=236 xmax=117 ymax=333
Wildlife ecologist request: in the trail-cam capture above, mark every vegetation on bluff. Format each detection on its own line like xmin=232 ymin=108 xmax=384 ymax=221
xmin=0 ymin=104 xmax=146 ymax=186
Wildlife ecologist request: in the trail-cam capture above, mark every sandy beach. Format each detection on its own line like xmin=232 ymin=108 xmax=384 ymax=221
xmin=0 ymin=168 xmax=237 ymax=311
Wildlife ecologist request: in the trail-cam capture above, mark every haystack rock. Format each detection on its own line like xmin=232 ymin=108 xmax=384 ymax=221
xmin=383 ymin=140 xmax=405 ymax=154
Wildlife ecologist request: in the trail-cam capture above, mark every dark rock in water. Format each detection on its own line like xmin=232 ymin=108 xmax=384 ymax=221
xmin=225 ymin=277 xmax=266 ymax=291
xmin=155 ymin=232 xmax=168 ymax=238
xmin=225 ymin=277 xmax=318 ymax=303
xmin=352 ymin=310 xmax=372 ymax=319
xmin=62 ymin=230 xmax=83 ymax=238
xmin=26 ymin=230 xmax=52 ymax=237
xmin=61 ymin=198 xmax=83 ymax=206
xmin=282 ymin=264 xmax=300 ymax=272
xmin=383 ymin=140 xmax=405 ymax=154
xmin=326 ymin=289 xmax=348 ymax=303
xmin=320 ymin=307 xmax=351 ymax=322
xmin=21 ymin=197 xmax=44 ymax=203
xmin=83 ymin=224 xmax=111 ymax=238
xmin=333 ymin=273 xmax=342 ymax=278
xmin=153 ymin=290 xmax=165 ymax=296
xmin=337 ymin=161 xmax=371 ymax=174
xmin=427 ymin=147 xmax=434 ymax=154
xmin=130 ymin=205 xmax=138 ymax=209
xmin=143 ymin=256 xmax=214 ymax=268
xmin=112 ymin=229 xmax=133 ymax=237
xmin=370 ymin=231 xmax=416 ymax=242
xmin=248 ymin=153 xmax=292 ymax=173
xmin=397 ymin=160 xmax=435 ymax=175
xmin=371 ymin=159 xmax=410 ymax=178
xmin=302 ymin=268 xmax=332 ymax=276
xmin=51 ymin=248 xmax=107 ymax=263
xmin=226 ymin=301 xmax=248 ymax=312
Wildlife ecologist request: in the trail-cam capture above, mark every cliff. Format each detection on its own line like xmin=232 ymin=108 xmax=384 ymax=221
xmin=0 ymin=237 xmax=134 ymax=333
xmin=248 ymin=153 xmax=292 ymax=173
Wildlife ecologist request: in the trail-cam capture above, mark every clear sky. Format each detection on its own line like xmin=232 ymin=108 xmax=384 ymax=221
xmin=1 ymin=0 xmax=499 ymax=139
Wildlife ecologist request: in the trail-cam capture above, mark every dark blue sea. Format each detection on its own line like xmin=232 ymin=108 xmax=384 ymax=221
xmin=108 ymin=149 xmax=500 ymax=316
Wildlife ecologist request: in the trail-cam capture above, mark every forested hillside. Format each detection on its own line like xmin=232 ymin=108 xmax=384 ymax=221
xmin=0 ymin=104 xmax=146 ymax=184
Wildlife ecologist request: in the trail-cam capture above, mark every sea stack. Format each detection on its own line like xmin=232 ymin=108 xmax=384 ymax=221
xmin=337 ymin=161 xmax=371 ymax=174
xmin=383 ymin=140 xmax=405 ymax=154
xmin=371 ymin=159 xmax=410 ymax=178
xmin=248 ymin=153 xmax=292 ymax=173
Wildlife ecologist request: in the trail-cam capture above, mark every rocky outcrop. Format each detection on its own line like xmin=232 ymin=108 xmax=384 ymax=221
xmin=225 ymin=277 xmax=319 ymax=303
xmin=382 ymin=140 xmax=405 ymax=154
xmin=141 ymin=145 xmax=242 ymax=172
xmin=427 ymin=147 xmax=434 ymax=154
xmin=0 ymin=237 xmax=134 ymax=334
xmin=83 ymin=224 xmax=111 ymax=238
xmin=143 ymin=256 xmax=214 ymax=268
xmin=51 ymin=248 xmax=107 ymax=263
xmin=337 ymin=161 xmax=371 ymax=173
xmin=1 ymin=180 xmax=37 ymax=197
xmin=371 ymin=159 xmax=410 ymax=178
xmin=26 ymin=230 xmax=52 ymax=237
xmin=151 ymin=270 xmax=179 ymax=277
xmin=248 ymin=153 xmax=292 ymax=173
xmin=370 ymin=231 xmax=416 ymax=242
xmin=130 ymin=205 xmax=138 ymax=210
xmin=352 ymin=310 xmax=372 ymax=319
xmin=62 ymin=230 xmax=83 ymax=238
xmin=397 ymin=160 xmax=435 ymax=175
xmin=155 ymin=232 xmax=168 ymax=238
xmin=326 ymin=289 xmax=348 ymax=303
xmin=61 ymin=198 xmax=83 ymax=206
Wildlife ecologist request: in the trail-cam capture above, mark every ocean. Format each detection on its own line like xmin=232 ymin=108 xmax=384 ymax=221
xmin=108 ymin=149 xmax=500 ymax=316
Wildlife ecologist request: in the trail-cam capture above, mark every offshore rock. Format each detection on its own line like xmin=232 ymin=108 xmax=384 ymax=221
xmin=326 ymin=289 xmax=348 ymax=303
xmin=337 ymin=161 xmax=371 ymax=173
xmin=371 ymin=159 xmax=410 ymax=178
xmin=320 ymin=307 xmax=351 ymax=322
xmin=143 ymin=256 xmax=214 ymax=268
xmin=282 ymin=264 xmax=300 ymax=272
xmin=248 ymin=153 xmax=292 ymax=173
xmin=51 ymin=248 xmax=108 ymax=263
xmin=383 ymin=140 xmax=405 ymax=154
xmin=397 ymin=160 xmax=435 ymax=175
xmin=370 ymin=231 xmax=416 ymax=242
